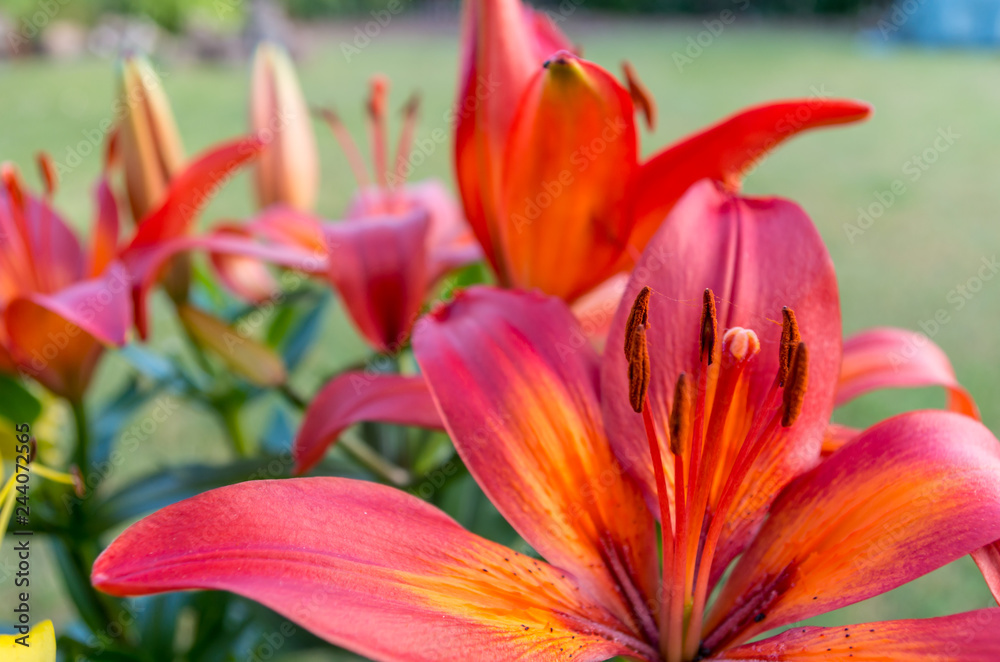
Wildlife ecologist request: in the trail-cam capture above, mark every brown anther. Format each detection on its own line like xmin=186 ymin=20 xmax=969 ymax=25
xmin=70 ymin=465 xmax=86 ymax=498
xmin=27 ymin=438 xmax=37 ymax=464
xmin=624 ymin=286 xmax=651 ymax=361
xmin=401 ymin=91 xmax=421 ymax=119
xmin=670 ymin=372 xmax=692 ymax=456
xmin=779 ymin=307 xmax=801 ymax=387
xmin=104 ymin=127 xmax=120 ymax=171
xmin=627 ymin=325 xmax=650 ymax=414
xmin=781 ymin=343 xmax=809 ymax=427
xmin=700 ymin=289 xmax=718 ymax=365
xmin=37 ymin=152 xmax=58 ymax=197
xmin=622 ymin=61 xmax=656 ymax=131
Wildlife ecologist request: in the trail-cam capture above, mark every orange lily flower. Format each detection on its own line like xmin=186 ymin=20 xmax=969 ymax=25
xmin=456 ymin=0 xmax=872 ymax=301
xmin=0 ymin=156 xmax=130 ymax=401
xmin=92 ymin=182 xmax=1000 ymax=660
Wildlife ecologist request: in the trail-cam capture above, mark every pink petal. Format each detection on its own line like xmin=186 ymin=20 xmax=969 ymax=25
xmin=93 ymin=477 xmax=651 ymax=662
xmin=413 ymin=286 xmax=660 ymax=643
xmin=704 ymin=411 xmax=1000 ymax=651
xmin=293 ymin=372 xmax=443 ymax=475
xmin=715 ymin=610 xmax=1000 ymax=661
xmin=837 ymin=326 xmax=978 ymax=418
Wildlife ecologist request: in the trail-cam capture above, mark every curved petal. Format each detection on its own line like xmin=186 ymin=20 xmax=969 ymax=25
xmin=715 ymin=610 xmax=1000 ymax=661
xmin=325 ymin=211 xmax=432 ymax=353
xmin=499 ymin=53 xmax=637 ymax=301
xmin=704 ymin=411 xmax=1000 ymax=651
xmin=25 ymin=195 xmax=86 ymax=290
xmin=92 ymin=477 xmax=652 ymax=662
xmin=89 ymin=177 xmax=120 ymax=277
xmin=626 ymin=99 xmax=872 ymax=262
xmin=821 ymin=422 xmax=860 ymax=457
xmin=5 ymin=262 xmax=131 ymax=399
xmin=126 ymin=136 xmax=265 ymax=251
xmin=836 ymin=327 xmax=978 ymax=418
xmin=413 ymin=287 xmax=660 ymax=643
xmin=601 ymin=180 xmax=841 ymax=580
xmin=972 ymin=544 xmax=1000 ymax=605
xmin=126 ymin=234 xmax=322 ymax=339
xmin=293 ymin=372 xmax=444 ymax=475
xmin=207 ymin=223 xmax=280 ymax=303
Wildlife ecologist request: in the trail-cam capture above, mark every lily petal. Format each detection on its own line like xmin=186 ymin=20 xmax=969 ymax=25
xmin=325 ymin=211 xmax=432 ymax=353
xmin=5 ymin=262 xmax=131 ymax=399
xmin=93 ymin=477 xmax=650 ymax=662
xmin=89 ymin=177 xmax=119 ymax=277
xmin=414 ymin=286 xmax=660 ymax=642
xmin=627 ymin=99 xmax=872 ymax=261
xmin=126 ymin=136 xmax=264 ymax=252
xmin=836 ymin=327 xmax=977 ymax=418
xmin=601 ymin=180 xmax=841 ymax=581
xmin=715 ymin=610 xmax=1000 ymax=661
xmin=499 ymin=53 xmax=637 ymax=300
xmin=293 ymin=372 xmax=444 ymax=475
xmin=455 ymin=0 xmax=572 ymax=275
xmin=0 ymin=619 xmax=56 ymax=661
xmin=704 ymin=411 xmax=1000 ymax=651
xmin=972 ymin=544 xmax=1000 ymax=605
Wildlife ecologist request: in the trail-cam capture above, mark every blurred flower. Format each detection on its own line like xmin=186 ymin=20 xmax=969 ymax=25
xmin=192 ymin=77 xmax=479 ymax=354
xmin=455 ymin=0 xmax=872 ymax=301
xmin=0 ymin=619 xmax=56 ymax=660
xmin=250 ymin=41 xmax=319 ymax=212
xmin=93 ymin=184 xmax=1000 ymax=661
xmin=117 ymin=55 xmax=185 ymax=224
xmin=0 ymin=156 xmax=130 ymax=401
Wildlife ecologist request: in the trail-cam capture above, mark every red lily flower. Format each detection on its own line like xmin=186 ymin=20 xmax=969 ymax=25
xmin=199 ymin=77 xmax=479 ymax=354
xmin=92 ymin=182 xmax=1000 ymax=660
xmin=0 ymin=156 xmax=130 ymax=401
xmin=455 ymin=0 xmax=872 ymax=301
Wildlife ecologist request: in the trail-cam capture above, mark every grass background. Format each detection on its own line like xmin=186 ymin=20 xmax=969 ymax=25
xmin=1 ymin=15 xmax=999 ymax=659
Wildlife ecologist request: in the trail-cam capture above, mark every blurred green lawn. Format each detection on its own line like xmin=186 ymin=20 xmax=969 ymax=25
xmin=2 ymin=16 xmax=999 ymax=659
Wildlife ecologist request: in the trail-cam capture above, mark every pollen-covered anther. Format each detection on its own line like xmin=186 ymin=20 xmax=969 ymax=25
xmin=700 ymin=288 xmax=718 ymax=365
xmin=627 ymin=325 xmax=650 ymax=414
xmin=779 ymin=306 xmax=801 ymax=386
xmin=669 ymin=372 xmax=692 ymax=456
xmin=781 ymin=342 xmax=809 ymax=427
xmin=624 ymin=286 xmax=651 ymax=361
xmin=722 ymin=327 xmax=760 ymax=363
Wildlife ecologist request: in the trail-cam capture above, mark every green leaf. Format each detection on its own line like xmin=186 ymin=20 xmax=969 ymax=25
xmin=0 ymin=373 xmax=41 ymax=423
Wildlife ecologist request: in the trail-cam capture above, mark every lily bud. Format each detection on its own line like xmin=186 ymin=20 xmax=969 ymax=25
xmin=117 ymin=55 xmax=185 ymax=223
xmin=250 ymin=41 xmax=319 ymax=212
xmin=177 ymin=304 xmax=287 ymax=387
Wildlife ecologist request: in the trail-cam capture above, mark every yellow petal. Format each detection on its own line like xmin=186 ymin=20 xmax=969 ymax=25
xmin=0 ymin=620 xmax=57 ymax=661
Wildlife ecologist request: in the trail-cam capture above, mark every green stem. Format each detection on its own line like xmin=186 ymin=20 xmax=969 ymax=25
xmin=278 ymin=384 xmax=411 ymax=486
xmin=220 ymin=405 xmax=250 ymax=457
xmin=71 ymin=398 xmax=89 ymax=473
xmin=340 ymin=432 xmax=411 ymax=487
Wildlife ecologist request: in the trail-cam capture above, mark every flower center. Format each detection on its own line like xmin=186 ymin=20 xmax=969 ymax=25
xmin=625 ymin=287 xmax=809 ymax=662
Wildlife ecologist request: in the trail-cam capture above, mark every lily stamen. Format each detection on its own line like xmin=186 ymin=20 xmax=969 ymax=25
xmin=366 ymin=75 xmax=390 ymax=190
